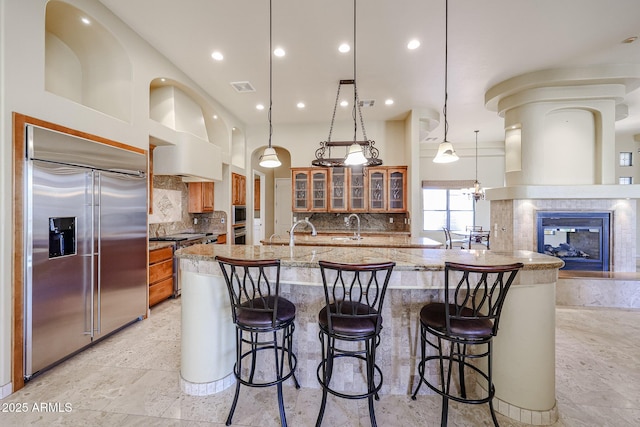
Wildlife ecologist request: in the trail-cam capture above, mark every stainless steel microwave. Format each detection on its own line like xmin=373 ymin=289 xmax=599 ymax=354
xmin=232 ymin=205 xmax=246 ymax=224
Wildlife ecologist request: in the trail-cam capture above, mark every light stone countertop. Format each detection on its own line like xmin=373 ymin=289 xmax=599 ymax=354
xmin=149 ymin=241 xmax=176 ymax=251
xmin=175 ymin=244 xmax=564 ymax=272
xmin=262 ymin=234 xmax=443 ymax=248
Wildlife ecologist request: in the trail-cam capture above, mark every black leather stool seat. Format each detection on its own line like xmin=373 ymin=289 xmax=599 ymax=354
xmin=318 ymin=302 xmax=379 ymax=336
xmin=238 ymin=296 xmax=296 ymax=328
xmin=420 ymin=303 xmax=493 ymax=338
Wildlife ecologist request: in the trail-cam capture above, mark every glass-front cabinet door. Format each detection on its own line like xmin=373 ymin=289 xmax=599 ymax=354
xmin=348 ymin=167 xmax=367 ymax=212
xmin=387 ymin=167 xmax=407 ymax=212
xmin=292 ymin=169 xmax=310 ymax=212
xmin=310 ymin=169 xmax=328 ymax=211
xmin=329 ymin=167 xmax=348 ymax=212
xmin=368 ymin=168 xmax=386 ymax=211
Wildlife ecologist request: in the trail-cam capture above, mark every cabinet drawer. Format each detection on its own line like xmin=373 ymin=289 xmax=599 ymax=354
xmin=149 ymin=277 xmax=173 ymax=307
xmin=149 ymin=246 xmax=173 ymax=264
xmin=149 ymin=259 xmax=173 ymax=284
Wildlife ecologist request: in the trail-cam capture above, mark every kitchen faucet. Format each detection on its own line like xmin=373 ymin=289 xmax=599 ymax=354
xmin=346 ymin=213 xmax=362 ymax=240
xmin=289 ymin=219 xmax=317 ymax=246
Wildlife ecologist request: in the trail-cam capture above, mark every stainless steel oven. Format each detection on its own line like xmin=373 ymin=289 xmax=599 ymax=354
xmin=233 ymin=226 xmax=246 ymax=245
xmin=232 ymin=205 xmax=246 ymax=224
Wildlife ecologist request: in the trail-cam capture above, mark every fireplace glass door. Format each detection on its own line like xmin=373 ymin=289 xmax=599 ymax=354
xmin=536 ymin=212 xmax=610 ymax=271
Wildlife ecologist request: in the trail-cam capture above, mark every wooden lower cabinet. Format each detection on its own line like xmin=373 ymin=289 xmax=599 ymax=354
xmin=149 ymin=246 xmax=174 ymax=307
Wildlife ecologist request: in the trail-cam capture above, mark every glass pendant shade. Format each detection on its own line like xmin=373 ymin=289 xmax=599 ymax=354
xmin=344 ymin=142 xmax=367 ymax=165
xmin=259 ymin=146 xmax=281 ymax=168
xmin=433 ymin=142 xmax=459 ymax=163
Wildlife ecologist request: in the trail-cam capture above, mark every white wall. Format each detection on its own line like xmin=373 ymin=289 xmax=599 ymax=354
xmin=0 ymin=0 xmax=243 ymax=395
xmin=245 ymin=119 xmax=406 ymax=168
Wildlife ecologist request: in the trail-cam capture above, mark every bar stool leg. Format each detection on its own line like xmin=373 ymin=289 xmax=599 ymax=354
xmin=226 ymin=329 xmax=243 ymax=426
xmin=411 ymin=324 xmax=427 ymax=399
xmin=315 ymin=333 xmax=331 ymax=427
xmin=366 ymin=338 xmax=378 ymax=427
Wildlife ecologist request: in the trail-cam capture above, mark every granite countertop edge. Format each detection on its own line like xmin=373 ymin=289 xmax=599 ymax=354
xmin=176 ymin=245 xmax=564 ymax=271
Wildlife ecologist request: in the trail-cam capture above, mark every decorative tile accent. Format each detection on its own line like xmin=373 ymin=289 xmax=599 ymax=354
xmin=149 ymin=188 xmax=182 ymax=224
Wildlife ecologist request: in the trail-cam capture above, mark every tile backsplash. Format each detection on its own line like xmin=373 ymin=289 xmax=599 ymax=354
xmin=149 ymin=175 xmax=227 ymax=237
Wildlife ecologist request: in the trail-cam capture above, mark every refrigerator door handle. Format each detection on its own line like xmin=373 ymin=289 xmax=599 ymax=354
xmin=89 ymin=170 xmax=96 ymax=337
xmin=96 ymin=172 xmax=101 ymax=334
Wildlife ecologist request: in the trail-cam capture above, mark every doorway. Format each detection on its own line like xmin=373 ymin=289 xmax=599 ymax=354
xmin=275 ymin=178 xmax=292 ymax=238
xmin=252 ymin=171 xmax=265 ymax=245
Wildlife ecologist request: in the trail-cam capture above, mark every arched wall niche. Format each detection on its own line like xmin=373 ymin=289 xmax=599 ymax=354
xmin=149 ymin=78 xmax=231 ymax=149
xmin=541 ymin=108 xmax=597 ymax=185
xmin=45 ymin=1 xmax=132 ymax=121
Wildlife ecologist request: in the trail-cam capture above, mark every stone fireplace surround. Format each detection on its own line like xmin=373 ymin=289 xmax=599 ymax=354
xmin=487 ymin=185 xmax=640 ymax=308
xmin=490 ymin=196 xmax=635 ymax=272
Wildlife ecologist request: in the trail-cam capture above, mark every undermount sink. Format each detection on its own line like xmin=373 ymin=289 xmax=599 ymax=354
xmin=331 ymin=236 xmax=364 ymax=241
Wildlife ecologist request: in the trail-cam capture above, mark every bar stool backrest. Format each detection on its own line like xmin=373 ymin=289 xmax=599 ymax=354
xmin=216 ymin=256 xmax=281 ymax=328
xmin=444 ymin=262 xmax=523 ymax=336
xmin=318 ymin=260 xmax=396 ymax=335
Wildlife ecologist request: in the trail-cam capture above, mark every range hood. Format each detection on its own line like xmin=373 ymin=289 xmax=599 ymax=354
xmin=152 ymin=131 xmax=222 ymax=182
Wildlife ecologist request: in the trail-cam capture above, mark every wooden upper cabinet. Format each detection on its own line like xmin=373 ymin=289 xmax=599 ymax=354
xmin=232 ymin=173 xmax=246 ymax=205
xmin=292 ymin=168 xmax=310 ymax=212
xmin=291 ymin=165 xmax=407 ymax=213
xmin=188 ymin=182 xmax=214 ymax=213
xmin=310 ymin=169 xmax=328 ymax=211
xmin=387 ymin=166 xmax=407 ymax=212
xmin=329 ymin=167 xmax=348 ymax=212
xmin=348 ymin=167 xmax=368 ymax=212
xmin=368 ymin=168 xmax=387 ymax=211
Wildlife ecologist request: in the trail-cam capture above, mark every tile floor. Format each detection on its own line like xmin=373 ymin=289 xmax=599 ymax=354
xmin=2 ymin=299 xmax=639 ymax=426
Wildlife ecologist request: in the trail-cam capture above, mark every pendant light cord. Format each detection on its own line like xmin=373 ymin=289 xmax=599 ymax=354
xmin=475 ymin=130 xmax=479 ymax=181
xmin=443 ymin=0 xmax=449 ymax=143
xmin=352 ymin=0 xmax=358 ymax=143
xmin=268 ymin=0 xmax=273 ymax=149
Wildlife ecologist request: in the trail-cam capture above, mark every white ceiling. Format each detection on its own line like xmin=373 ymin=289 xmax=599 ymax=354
xmin=98 ymin=0 xmax=640 ymax=146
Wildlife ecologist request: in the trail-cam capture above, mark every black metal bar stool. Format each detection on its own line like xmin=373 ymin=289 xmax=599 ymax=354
xmin=411 ymin=261 xmax=523 ymax=426
xmin=315 ymin=260 xmax=395 ymax=427
xmin=216 ymin=256 xmax=300 ymax=427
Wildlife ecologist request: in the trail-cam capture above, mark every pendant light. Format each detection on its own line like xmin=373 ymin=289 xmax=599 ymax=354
xmin=433 ymin=0 xmax=459 ymax=164
xmin=343 ymin=1 xmax=367 ymax=169
xmin=469 ymin=130 xmax=485 ymax=201
xmin=311 ymin=0 xmax=382 ymax=168
xmin=259 ymin=0 xmax=281 ymax=168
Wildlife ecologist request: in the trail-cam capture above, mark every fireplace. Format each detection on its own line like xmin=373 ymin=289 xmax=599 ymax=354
xmin=536 ymin=212 xmax=610 ymax=271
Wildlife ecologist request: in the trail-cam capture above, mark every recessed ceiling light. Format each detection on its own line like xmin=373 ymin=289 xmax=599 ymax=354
xmin=622 ymin=36 xmax=638 ymax=44
xmin=81 ymin=17 xmax=91 ymax=25
xmin=407 ymin=39 xmax=420 ymax=50
xmin=211 ymin=51 xmax=224 ymax=61
xmin=340 ymin=100 xmax=349 ymax=107
xmin=213 ymin=115 xmax=218 ymax=119
xmin=274 ymin=47 xmax=285 ymax=57
xmin=297 ymin=102 xmax=305 ymax=109
xmin=338 ymin=43 xmax=351 ymax=53
xmin=256 ymin=104 xmax=265 ymax=110
xmin=160 ymin=78 xmax=166 ymax=82
xmin=385 ymin=99 xmax=394 ymax=105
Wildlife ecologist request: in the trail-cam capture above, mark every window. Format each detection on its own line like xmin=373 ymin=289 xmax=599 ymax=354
xmin=619 ymin=177 xmax=633 ymax=185
xmin=422 ymin=188 xmax=474 ymax=231
xmin=619 ymin=152 xmax=632 ymax=167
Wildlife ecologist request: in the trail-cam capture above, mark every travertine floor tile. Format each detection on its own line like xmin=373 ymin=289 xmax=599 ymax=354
xmin=3 ymin=298 xmax=639 ymax=426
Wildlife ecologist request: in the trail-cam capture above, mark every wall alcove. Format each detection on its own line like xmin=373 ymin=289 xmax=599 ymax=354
xmin=45 ymin=1 xmax=132 ymax=122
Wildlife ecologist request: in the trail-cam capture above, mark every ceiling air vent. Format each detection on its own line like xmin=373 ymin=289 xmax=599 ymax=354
xmin=230 ymin=81 xmax=256 ymax=93
xmin=359 ymin=99 xmax=375 ymax=107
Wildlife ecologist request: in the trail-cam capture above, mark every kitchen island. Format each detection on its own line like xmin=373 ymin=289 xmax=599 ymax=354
xmin=262 ymin=233 xmax=443 ymax=248
xmin=176 ymin=245 xmax=562 ymax=425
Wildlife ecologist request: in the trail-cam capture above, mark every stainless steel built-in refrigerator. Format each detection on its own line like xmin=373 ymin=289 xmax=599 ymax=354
xmin=24 ymin=125 xmax=148 ymax=379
